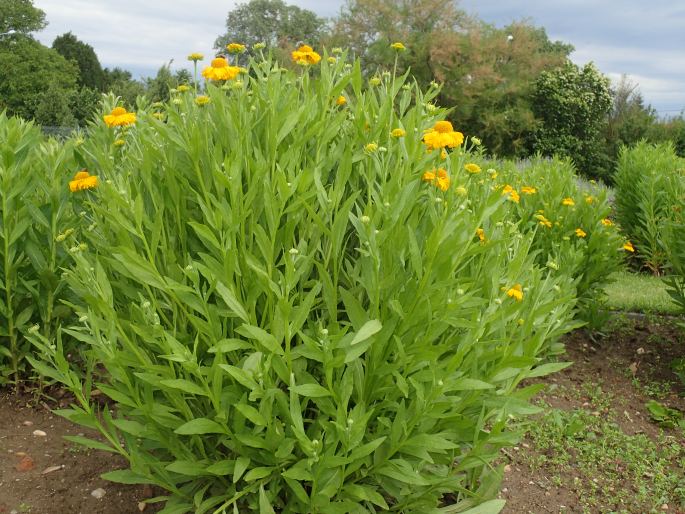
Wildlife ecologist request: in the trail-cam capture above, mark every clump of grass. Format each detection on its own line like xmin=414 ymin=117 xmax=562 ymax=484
xmin=604 ymin=271 xmax=680 ymax=314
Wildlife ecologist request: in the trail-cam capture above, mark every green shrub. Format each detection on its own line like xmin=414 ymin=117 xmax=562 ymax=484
xmin=0 ymin=112 xmax=79 ymax=385
xmin=614 ymin=141 xmax=685 ymax=274
xmin=31 ymin=55 xmax=580 ymax=512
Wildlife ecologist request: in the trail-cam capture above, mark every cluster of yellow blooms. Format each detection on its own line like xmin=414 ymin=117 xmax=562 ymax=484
xmin=291 ymin=45 xmax=321 ymax=65
xmin=422 ymin=168 xmax=450 ymax=192
xmin=423 ymin=121 xmax=464 ymax=151
xmin=202 ymin=57 xmax=241 ymax=81
xmin=103 ymin=107 xmax=136 ymax=127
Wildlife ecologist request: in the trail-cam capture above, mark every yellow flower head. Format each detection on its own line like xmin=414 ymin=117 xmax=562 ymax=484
xmin=291 ymin=44 xmax=321 ymax=65
xmin=103 ymin=106 xmax=136 ymax=127
xmin=195 ymin=95 xmax=211 ymax=106
xmin=422 ymin=168 xmax=450 ymax=191
xmin=506 ymin=284 xmax=523 ymax=302
xmin=440 ymin=149 xmax=448 ymax=160
xmin=585 ymin=195 xmax=594 ymax=204
xmin=502 ymin=184 xmax=520 ymax=203
xmin=327 ymin=56 xmax=337 ymax=64
xmin=336 ymin=95 xmax=347 ymax=106
xmin=176 ymin=84 xmax=191 ymax=92
xmin=423 ymin=120 xmax=464 ymax=150
xmin=623 ymin=241 xmax=635 ymax=252
xmin=562 ymin=197 xmax=575 ymax=206
xmin=187 ymin=52 xmax=204 ymax=62
xmin=535 ymin=214 xmax=552 ymax=228
xmin=390 ymin=42 xmax=406 ymax=51
xmin=575 ymin=228 xmax=587 ymax=238
xmin=226 ymin=42 xmax=246 ymax=54
xmin=365 ymin=142 xmax=378 ymax=153
xmin=601 ymin=218 xmax=613 ymax=227
xmin=69 ymin=169 xmax=98 ymax=192
xmin=202 ymin=57 xmax=241 ymax=81
xmin=521 ymin=186 xmax=537 ymax=195
xmin=476 ymin=228 xmax=486 ymax=242
xmin=464 ymin=163 xmax=481 ymax=174
xmin=391 ymin=128 xmax=406 ymax=138
xmin=456 ymin=185 xmax=467 ymax=196
xmin=113 ymin=138 xmax=125 ymax=147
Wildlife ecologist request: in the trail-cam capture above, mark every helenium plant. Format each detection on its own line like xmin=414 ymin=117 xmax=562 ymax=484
xmin=32 ymin=53 xmax=580 ymax=513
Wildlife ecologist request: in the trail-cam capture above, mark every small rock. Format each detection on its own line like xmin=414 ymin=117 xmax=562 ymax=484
xmin=504 ymin=464 xmax=512 ymax=473
xmin=15 ymin=455 xmax=34 ymax=472
xmin=502 ymin=488 xmax=508 ymax=493
xmin=32 ymin=430 xmax=47 ymax=437
xmin=661 ymin=504 xmax=668 ymax=511
xmin=91 ymin=488 xmax=107 ymax=499
xmin=522 ymin=442 xmax=530 ymax=448
xmin=41 ymin=465 xmax=64 ymax=475
xmin=636 ymin=347 xmax=645 ymax=354
xmin=138 ymin=502 xmax=147 ymax=512
xmin=22 ymin=420 xmax=33 ymax=427
xmin=628 ymin=362 xmax=638 ymax=376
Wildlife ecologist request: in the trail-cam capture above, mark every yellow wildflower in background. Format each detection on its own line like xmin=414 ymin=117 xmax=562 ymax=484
xmin=601 ymin=218 xmax=613 ymax=227
xmin=506 ymin=284 xmax=523 ymax=302
xmin=521 ymin=186 xmax=537 ymax=195
xmin=464 ymin=163 xmax=481 ymax=174
xmin=422 ymin=168 xmax=450 ymax=191
xmin=585 ymin=195 xmax=594 ymax=204
xmin=575 ymin=228 xmax=587 ymax=238
xmin=69 ymin=170 xmax=98 ymax=192
xmin=226 ymin=43 xmax=246 ymax=54
xmin=187 ymin=52 xmax=204 ymax=62
xmin=476 ymin=228 xmax=486 ymax=242
xmin=423 ymin=120 xmax=464 ymax=150
xmin=254 ymin=42 xmax=266 ymax=50
xmin=391 ymin=128 xmax=406 ymax=138
xmin=623 ymin=241 xmax=635 ymax=252
xmin=501 ymin=184 xmax=520 ymax=203
xmin=336 ymin=95 xmax=347 ymax=106
xmin=455 ymin=185 xmax=467 ymax=196
xmin=440 ymin=149 xmax=447 ymax=160
xmin=176 ymin=84 xmax=190 ymax=92
xmin=535 ymin=214 xmax=552 ymax=228
xmin=369 ymin=76 xmax=382 ymax=86
xmin=562 ymin=197 xmax=575 ymax=206
xmin=195 ymin=95 xmax=211 ymax=106
xmin=291 ymin=45 xmax=321 ymax=65
xmin=390 ymin=42 xmax=406 ymax=50
xmin=113 ymin=138 xmax=125 ymax=146
xmin=327 ymin=57 xmax=337 ymax=63
xmin=103 ymin=106 xmax=136 ymax=127
xmin=365 ymin=142 xmax=378 ymax=153
xmin=202 ymin=57 xmax=241 ymax=81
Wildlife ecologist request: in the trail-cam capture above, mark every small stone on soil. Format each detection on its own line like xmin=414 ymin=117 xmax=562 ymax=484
xmin=91 ymin=487 xmax=107 ymax=499
xmin=22 ymin=420 xmax=33 ymax=426
xmin=32 ymin=430 xmax=47 ymax=437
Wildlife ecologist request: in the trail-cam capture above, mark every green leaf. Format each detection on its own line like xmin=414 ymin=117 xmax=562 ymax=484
xmin=344 ymin=484 xmax=388 ymax=510
xmin=235 ymin=403 xmax=268 ymax=426
xmin=526 ymin=362 xmax=572 ymax=378
xmin=350 ymin=319 xmax=382 ymax=346
xmin=451 ymin=499 xmax=506 ymax=514
xmin=205 ymin=460 xmax=235 ymax=475
xmin=174 ymin=418 xmax=226 ymax=435
xmin=63 ymin=435 xmax=119 ymax=453
xmin=101 ymin=469 xmax=156 ymax=485
xmin=244 ymin=466 xmax=274 ymax=481
xmin=233 ymin=456 xmax=250 ymax=483
xmin=451 ymin=378 xmax=495 ymax=391
xmin=237 ymin=324 xmax=283 ymax=355
xmin=165 ymin=460 xmax=207 ymax=476
xmin=259 ymin=485 xmax=276 ymax=514
xmin=215 ymin=282 xmax=249 ymax=322
xmin=290 ymin=383 xmax=331 ymax=398
xmin=159 ymin=379 xmax=208 ymax=396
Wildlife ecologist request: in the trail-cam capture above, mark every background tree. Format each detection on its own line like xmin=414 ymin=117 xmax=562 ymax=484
xmin=103 ymin=67 xmax=145 ymax=109
xmin=531 ymin=62 xmax=612 ymax=180
xmin=214 ymin=0 xmax=326 ymax=50
xmin=0 ymin=0 xmax=46 ymax=37
xmin=52 ymin=31 xmax=105 ymax=90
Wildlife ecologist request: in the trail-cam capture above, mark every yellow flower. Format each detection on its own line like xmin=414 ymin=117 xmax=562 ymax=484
xmin=502 ymin=184 xmax=520 ymax=203
xmin=176 ymin=84 xmax=190 ymax=92
xmin=455 ymin=185 xmax=467 ymax=196
xmin=226 ymin=42 xmax=246 ymax=54
xmin=195 ymin=95 xmax=211 ymax=106
xmin=390 ymin=42 xmax=406 ymax=51
xmin=113 ymin=138 xmax=125 ymax=146
xmin=476 ymin=228 xmax=486 ymax=242
xmin=365 ymin=142 xmax=378 ymax=153
xmin=187 ymin=52 xmax=204 ymax=62
xmin=202 ymin=57 xmax=241 ymax=81
xmin=332 ymin=47 xmax=343 ymax=54
xmin=575 ymin=228 xmax=587 ymax=238
xmin=103 ymin=106 xmax=136 ymax=127
xmin=327 ymin=56 xmax=337 ymax=64
xmin=562 ymin=197 xmax=575 ymax=206
xmin=391 ymin=128 xmax=406 ymax=138
xmin=69 ymin=170 xmax=98 ymax=192
xmin=585 ymin=195 xmax=594 ymax=204
xmin=488 ymin=168 xmax=498 ymax=180
xmin=464 ymin=163 xmax=481 ymax=174
xmin=291 ymin=44 xmax=321 ymax=65
xmin=423 ymin=121 xmax=464 ymax=150
xmin=422 ymin=168 xmax=450 ymax=191
xmin=336 ymin=95 xmax=347 ymax=106
xmin=369 ymin=76 xmax=382 ymax=86
xmin=506 ymin=284 xmax=523 ymax=302
xmin=601 ymin=218 xmax=613 ymax=227
xmin=440 ymin=149 xmax=447 ymax=160
xmin=534 ymin=214 xmax=552 ymax=228
xmin=623 ymin=241 xmax=635 ymax=252
xmin=521 ymin=186 xmax=537 ymax=195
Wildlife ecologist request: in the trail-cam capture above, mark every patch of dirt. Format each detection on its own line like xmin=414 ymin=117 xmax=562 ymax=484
xmin=500 ymin=317 xmax=685 ymax=514
xmin=0 ymin=393 xmax=156 ymax=514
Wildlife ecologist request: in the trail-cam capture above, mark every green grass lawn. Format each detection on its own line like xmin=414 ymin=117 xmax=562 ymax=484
xmin=604 ymin=271 xmax=681 ymax=314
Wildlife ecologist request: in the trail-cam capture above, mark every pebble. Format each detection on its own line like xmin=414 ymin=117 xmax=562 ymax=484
xmin=32 ymin=430 xmax=47 ymax=437
xmin=91 ymin=488 xmax=107 ymax=499
xmin=504 ymin=464 xmax=512 ymax=473
xmin=661 ymin=504 xmax=669 ymax=511
xmin=22 ymin=420 xmax=33 ymax=426
xmin=138 ymin=502 xmax=147 ymax=511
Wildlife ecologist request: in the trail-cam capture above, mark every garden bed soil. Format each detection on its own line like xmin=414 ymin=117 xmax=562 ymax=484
xmin=1 ymin=316 xmax=684 ymax=513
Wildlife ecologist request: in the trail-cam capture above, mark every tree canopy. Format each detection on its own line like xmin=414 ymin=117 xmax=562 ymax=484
xmin=52 ymin=32 xmax=106 ymax=90
xmin=0 ymin=0 xmax=46 ymax=37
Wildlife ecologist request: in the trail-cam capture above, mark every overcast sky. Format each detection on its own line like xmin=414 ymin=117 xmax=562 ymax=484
xmin=33 ymin=0 xmax=684 ymax=116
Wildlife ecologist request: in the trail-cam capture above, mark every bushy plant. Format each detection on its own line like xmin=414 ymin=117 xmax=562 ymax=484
xmin=0 ymin=112 xmax=79 ymax=385
xmin=31 ymin=55 xmax=580 ymax=513
xmin=614 ymin=141 xmax=685 ymax=274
